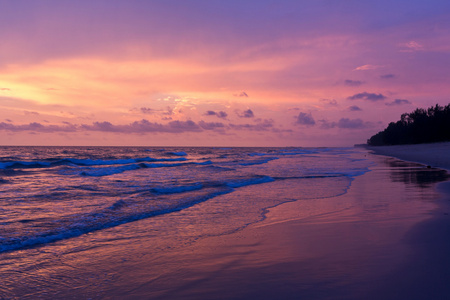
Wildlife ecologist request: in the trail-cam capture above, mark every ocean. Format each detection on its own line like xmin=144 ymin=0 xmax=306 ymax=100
xmin=2 ymin=146 xmax=449 ymax=299
xmin=0 ymin=146 xmax=371 ymax=254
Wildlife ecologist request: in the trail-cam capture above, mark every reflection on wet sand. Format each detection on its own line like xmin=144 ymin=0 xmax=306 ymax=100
xmin=384 ymin=157 xmax=450 ymax=187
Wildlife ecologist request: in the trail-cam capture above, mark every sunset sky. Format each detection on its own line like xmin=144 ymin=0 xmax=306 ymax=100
xmin=1 ymin=0 xmax=450 ymax=146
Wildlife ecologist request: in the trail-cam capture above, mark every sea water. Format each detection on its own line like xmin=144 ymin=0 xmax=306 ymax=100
xmin=0 ymin=146 xmax=371 ymax=254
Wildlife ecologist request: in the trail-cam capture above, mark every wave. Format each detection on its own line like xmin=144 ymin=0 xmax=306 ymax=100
xmin=70 ymin=160 xmax=213 ymax=177
xmin=144 ymin=174 xmax=275 ymax=195
xmin=247 ymin=149 xmax=317 ymax=157
xmin=0 ymin=177 xmax=10 ymax=184
xmin=0 ymin=156 xmax=188 ymax=171
xmin=151 ymin=184 xmax=204 ymax=194
xmin=0 ymin=174 xmax=275 ymax=253
xmin=166 ymin=151 xmax=187 ymax=156
xmin=238 ymin=157 xmax=279 ymax=166
xmin=224 ymin=175 xmax=275 ymax=188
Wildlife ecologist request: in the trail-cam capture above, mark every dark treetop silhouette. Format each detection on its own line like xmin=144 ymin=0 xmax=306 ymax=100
xmin=367 ymin=104 xmax=450 ymax=146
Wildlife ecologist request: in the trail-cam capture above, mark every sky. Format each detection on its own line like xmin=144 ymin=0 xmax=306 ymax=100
xmin=1 ymin=0 xmax=450 ymax=147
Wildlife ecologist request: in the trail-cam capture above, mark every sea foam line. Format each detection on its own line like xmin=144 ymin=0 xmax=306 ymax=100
xmin=0 ymin=175 xmax=275 ymax=253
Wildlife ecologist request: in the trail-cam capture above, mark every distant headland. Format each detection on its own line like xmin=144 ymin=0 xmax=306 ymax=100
xmin=367 ymin=104 xmax=450 ymax=146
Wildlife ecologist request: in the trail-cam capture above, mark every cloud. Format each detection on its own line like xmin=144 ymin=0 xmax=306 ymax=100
xmin=344 ymin=80 xmax=363 ymax=86
xmin=24 ymin=111 xmax=40 ymax=116
xmin=320 ymin=99 xmax=338 ymax=106
xmin=319 ymin=118 xmax=373 ymax=129
xmin=354 ymin=64 xmax=383 ymax=71
xmin=0 ymin=120 xmax=205 ymax=134
xmin=0 ymin=88 xmax=11 ymax=91
xmin=229 ymin=119 xmax=273 ymax=131
xmin=163 ymin=106 xmax=173 ymax=116
xmin=0 ymin=122 xmax=77 ymax=132
xmin=336 ymin=118 xmax=367 ymax=129
xmin=380 ymin=74 xmax=395 ymax=79
xmin=204 ymin=110 xmax=216 ymax=116
xmin=216 ymin=111 xmax=228 ymax=119
xmin=385 ymin=99 xmax=411 ymax=106
xmin=0 ymin=118 xmax=284 ymax=134
xmin=198 ymin=121 xmax=225 ymax=131
xmin=295 ymin=112 xmax=315 ymax=126
xmin=140 ymin=107 xmax=155 ymax=114
xmin=348 ymin=105 xmax=362 ymax=111
xmin=235 ymin=92 xmax=248 ymax=97
xmin=399 ymin=41 xmax=424 ymax=52
xmin=237 ymin=109 xmax=254 ymax=118
xmin=80 ymin=119 xmax=203 ymax=133
xmin=204 ymin=110 xmax=228 ymax=119
xmin=166 ymin=120 xmax=202 ymax=132
xmin=347 ymin=92 xmax=386 ymax=102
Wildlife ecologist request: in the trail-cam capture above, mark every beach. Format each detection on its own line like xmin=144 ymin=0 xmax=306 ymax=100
xmin=1 ymin=145 xmax=450 ymax=299
xmin=367 ymin=142 xmax=450 ymax=171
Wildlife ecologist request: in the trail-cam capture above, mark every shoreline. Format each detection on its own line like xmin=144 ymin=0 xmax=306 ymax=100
xmin=366 ymin=142 xmax=450 ymax=198
xmin=365 ymin=142 xmax=450 ymax=171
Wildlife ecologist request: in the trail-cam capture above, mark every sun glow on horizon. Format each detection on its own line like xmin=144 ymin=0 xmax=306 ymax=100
xmin=1 ymin=1 xmax=449 ymax=146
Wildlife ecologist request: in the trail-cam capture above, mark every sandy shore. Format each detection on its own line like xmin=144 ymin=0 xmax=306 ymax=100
xmin=367 ymin=142 xmax=450 ymax=171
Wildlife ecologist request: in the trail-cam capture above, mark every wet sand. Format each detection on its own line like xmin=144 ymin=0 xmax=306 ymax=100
xmin=367 ymin=142 xmax=450 ymax=171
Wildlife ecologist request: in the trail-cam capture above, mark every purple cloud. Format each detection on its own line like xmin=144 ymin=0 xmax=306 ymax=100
xmin=217 ymin=111 xmax=228 ymax=118
xmin=347 ymin=92 xmax=386 ymax=102
xmin=295 ymin=112 xmax=315 ymax=126
xmin=80 ymin=119 xmax=202 ymax=133
xmin=344 ymin=80 xmax=363 ymax=86
xmin=229 ymin=119 xmax=273 ymax=131
xmin=380 ymin=74 xmax=395 ymax=79
xmin=348 ymin=105 xmax=362 ymax=111
xmin=320 ymin=118 xmax=373 ymax=129
xmin=205 ymin=110 xmax=216 ymax=116
xmin=204 ymin=110 xmax=228 ymax=119
xmin=140 ymin=107 xmax=155 ymax=114
xmin=198 ymin=121 xmax=225 ymax=130
xmin=0 ymin=122 xmax=77 ymax=132
xmin=81 ymin=121 xmax=118 ymax=132
xmin=2 ymin=119 xmax=285 ymax=134
xmin=24 ymin=111 xmax=40 ymax=116
xmin=336 ymin=118 xmax=366 ymax=129
xmin=166 ymin=120 xmax=201 ymax=132
xmin=385 ymin=99 xmax=411 ymax=106
xmin=320 ymin=99 xmax=338 ymax=106
xmin=163 ymin=106 xmax=173 ymax=116
xmin=237 ymin=109 xmax=254 ymax=118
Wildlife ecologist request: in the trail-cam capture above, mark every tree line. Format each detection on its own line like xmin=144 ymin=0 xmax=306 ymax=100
xmin=367 ymin=104 xmax=450 ymax=146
